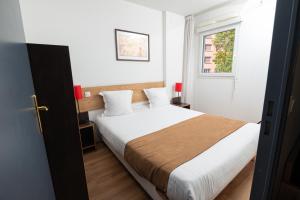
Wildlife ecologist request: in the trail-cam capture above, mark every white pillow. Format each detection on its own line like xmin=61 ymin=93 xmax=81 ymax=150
xmin=100 ymin=90 xmax=133 ymax=116
xmin=144 ymin=87 xmax=170 ymax=108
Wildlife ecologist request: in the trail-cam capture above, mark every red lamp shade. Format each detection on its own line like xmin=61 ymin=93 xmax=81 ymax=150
xmin=175 ymin=83 xmax=182 ymax=92
xmin=74 ymin=85 xmax=83 ymax=100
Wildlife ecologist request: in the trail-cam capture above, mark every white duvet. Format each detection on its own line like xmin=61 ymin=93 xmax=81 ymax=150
xmin=95 ymin=105 xmax=260 ymax=200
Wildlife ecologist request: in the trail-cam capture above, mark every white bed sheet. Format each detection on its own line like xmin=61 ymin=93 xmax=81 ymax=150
xmin=95 ymin=105 xmax=260 ymax=200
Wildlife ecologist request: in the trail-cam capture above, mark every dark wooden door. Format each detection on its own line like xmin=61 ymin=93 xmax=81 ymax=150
xmin=27 ymin=44 xmax=89 ymax=200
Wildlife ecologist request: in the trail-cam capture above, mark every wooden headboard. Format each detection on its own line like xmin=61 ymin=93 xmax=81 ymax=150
xmin=78 ymin=81 xmax=165 ymax=112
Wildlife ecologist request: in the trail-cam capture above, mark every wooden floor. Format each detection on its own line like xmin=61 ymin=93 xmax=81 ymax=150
xmin=83 ymin=142 xmax=255 ymax=200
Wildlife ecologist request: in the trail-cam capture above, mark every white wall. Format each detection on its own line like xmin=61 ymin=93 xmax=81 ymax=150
xmin=20 ymin=0 xmax=273 ymax=123
xmin=164 ymin=11 xmax=185 ymax=97
xmin=19 ymin=0 xmax=164 ymax=87
xmin=193 ymin=0 xmax=277 ymax=122
xmin=19 ymin=0 xmax=185 ymax=122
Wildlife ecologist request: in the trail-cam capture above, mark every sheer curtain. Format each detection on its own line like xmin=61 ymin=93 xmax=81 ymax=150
xmin=182 ymin=15 xmax=195 ymax=105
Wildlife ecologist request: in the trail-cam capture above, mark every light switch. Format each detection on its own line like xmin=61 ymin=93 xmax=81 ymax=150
xmin=84 ymin=91 xmax=91 ymax=98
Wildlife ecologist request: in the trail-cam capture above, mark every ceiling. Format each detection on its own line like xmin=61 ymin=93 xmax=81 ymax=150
xmin=125 ymin=0 xmax=245 ymax=16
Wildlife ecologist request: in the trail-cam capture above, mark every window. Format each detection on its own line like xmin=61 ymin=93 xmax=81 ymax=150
xmin=199 ymin=25 xmax=238 ymax=76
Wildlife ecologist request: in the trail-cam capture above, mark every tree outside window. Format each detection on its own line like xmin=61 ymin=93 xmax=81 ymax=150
xmin=213 ymin=29 xmax=235 ymax=73
xmin=202 ymin=28 xmax=236 ymax=74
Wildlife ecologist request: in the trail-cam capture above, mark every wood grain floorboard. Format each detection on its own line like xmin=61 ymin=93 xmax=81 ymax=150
xmin=84 ymin=142 xmax=254 ymax=200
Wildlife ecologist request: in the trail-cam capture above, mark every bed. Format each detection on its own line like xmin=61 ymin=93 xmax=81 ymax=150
xmin=95 ymin=104 xmax=260 ymax=200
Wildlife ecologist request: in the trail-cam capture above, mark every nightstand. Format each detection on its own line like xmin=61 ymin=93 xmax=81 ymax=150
xmin=172 ymin=103 xmax=191 ymax=109
xmin=79 ymin=122 xmax=96 ymax=152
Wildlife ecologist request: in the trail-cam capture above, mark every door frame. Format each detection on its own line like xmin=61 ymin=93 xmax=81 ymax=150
xmin=250 ymin=0 xmax=299 ymax=199
xmin=0 ymin=0 xmax=55 ymax=199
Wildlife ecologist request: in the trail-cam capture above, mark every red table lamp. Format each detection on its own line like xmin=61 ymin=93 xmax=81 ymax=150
xmin=74 ymin=85 xmax=83 ymax=114
xmin=174 ymin=82 xmax=182 ymax=104
xmin=74 ymin=85 xmax=89 ymax=124
xmin=74 ymin=85 xmax=83 ymax=101
xmin=74 ymin=85 xmax=88 ymax=124
xmin=175 ymin=82 xmax=182 ymax=93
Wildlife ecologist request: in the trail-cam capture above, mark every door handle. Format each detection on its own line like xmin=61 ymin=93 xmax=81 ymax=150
xmin=32 ymin=95 xmax=48 ymax=134
xmin=38 ymin=106 xmax=49 ymax=111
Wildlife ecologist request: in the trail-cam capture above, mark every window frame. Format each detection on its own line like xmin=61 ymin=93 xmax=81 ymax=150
xmin=198 ymin=23 xmax=240 ymax=77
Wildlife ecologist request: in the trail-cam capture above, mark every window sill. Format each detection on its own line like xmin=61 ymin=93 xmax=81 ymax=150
xmin=198 ymin=73 xmax=235 ymax=79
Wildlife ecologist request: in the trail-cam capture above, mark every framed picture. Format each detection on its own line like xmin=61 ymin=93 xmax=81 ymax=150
xmin=115 ymin=29 xmax=150 ymax=62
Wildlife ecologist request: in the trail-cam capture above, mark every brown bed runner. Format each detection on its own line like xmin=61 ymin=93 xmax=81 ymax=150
xmin=124 ymin=114 xmax=246 ymax=193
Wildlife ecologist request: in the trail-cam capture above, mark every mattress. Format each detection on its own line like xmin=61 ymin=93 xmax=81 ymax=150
xmin=95 ymin=105 xmax=260 ymax=200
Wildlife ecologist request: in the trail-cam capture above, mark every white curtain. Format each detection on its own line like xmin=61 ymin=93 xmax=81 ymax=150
xmin=182 ymin=15 xmax=195 ymax=105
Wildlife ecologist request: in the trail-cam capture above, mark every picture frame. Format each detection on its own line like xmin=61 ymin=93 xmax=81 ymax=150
xmin=115 ymin=29 xmax=150 ymax=62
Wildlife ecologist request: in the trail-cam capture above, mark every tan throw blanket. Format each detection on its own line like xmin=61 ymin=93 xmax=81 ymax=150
xmin=124 ymin=114 xmax=246 ymax=193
